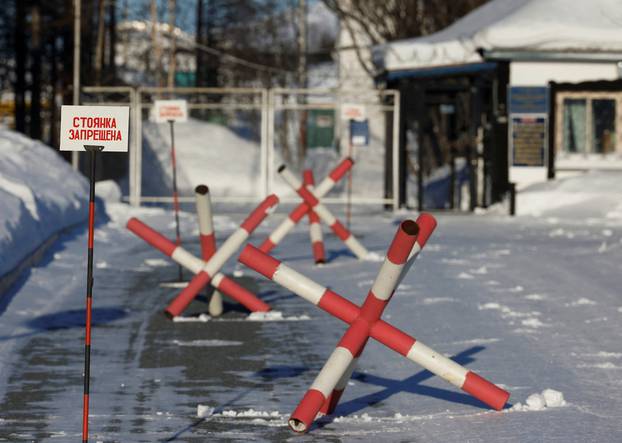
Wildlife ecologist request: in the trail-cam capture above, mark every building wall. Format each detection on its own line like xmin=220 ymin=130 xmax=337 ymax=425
xmin=510 ymin=61 xmax=620 ymax=86
xmin=509 ymin=60 xmax=622 ymax=188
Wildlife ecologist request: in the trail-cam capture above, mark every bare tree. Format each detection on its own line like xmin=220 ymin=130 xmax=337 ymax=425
xmin=150 ymin=0 xmax=161 ymax=86
xmin=14 ymin=0 xmax=26 ymax=133
xmin=322 ymin=0 xmax=488 ymax=76
xmin=94 ymin=0 xmax=106 ymax=84
xmin=30 ymin=0 xmax=42 ymax=139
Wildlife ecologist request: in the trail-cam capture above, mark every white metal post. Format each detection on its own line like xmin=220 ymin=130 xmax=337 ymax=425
xmin=135 ymin=88 xmax=144 ymax=206
xmin=392 ymin=90 xmax=401 ymax=211
xmin=129 ymin=87 xmax=140 ymax=206
xmin=267 ymin=89 xmax=275 ymax=196
xmin=260 ymin=89 xmax=269 ymax=198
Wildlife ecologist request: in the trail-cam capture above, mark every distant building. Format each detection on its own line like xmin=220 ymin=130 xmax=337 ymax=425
xmin=116 ymin=20 xmax=196 ymax=87
xmin=373 ymin=0 xmax=622 ymax=209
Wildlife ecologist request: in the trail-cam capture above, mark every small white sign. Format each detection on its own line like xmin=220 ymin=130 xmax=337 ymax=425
xmin=340 ymin=103 xmax=367 ymax=122
xmin=152 ymin=100 xmax=188 ymax=123
xmin=60 ymin=105 xmax=130 ymax=152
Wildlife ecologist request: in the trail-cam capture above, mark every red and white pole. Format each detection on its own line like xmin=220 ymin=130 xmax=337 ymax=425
xmin=320 ymin=214 xmax=437 ymax=415
xmin=81 ymin=145 xmax=103 ymax=443
xmin=164 ymin=194 xmax=278 ymax=317
xmin=259 ymin=157 xmax=353 ymax=253
xmin=127 ymin=218 xmax=269 ymax=314
xmin=195 ymin=185 xmax=223 ymax=316
xmin=288 ymin=220 xmax=419 ymax=432
xmin=127 ymin=196 xmax=277 ymax=317
xmin=278 ymin=165 xmax=369 ymax=260
xmin=239 ymin=238 xmax=509 ymax=417
xmin=303 ymin=170 xmax=325 ymax=264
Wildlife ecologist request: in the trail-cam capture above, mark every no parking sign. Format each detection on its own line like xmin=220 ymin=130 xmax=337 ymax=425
xmin=152 ymin=100 xmax=188 ymax=123
xmin=60 ymin=105 xmax=129 ymax=152
xmin=58 ymin=104 xmax=129 ymax=442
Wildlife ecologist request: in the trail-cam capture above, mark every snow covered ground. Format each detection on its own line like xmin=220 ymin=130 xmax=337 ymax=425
xmin=0 ymin=129 xmax=88 ymax=279
xmin=1 ymin=168 xmax=621 ymax=441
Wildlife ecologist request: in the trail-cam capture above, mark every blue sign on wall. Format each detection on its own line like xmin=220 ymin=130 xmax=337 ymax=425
xmin=508 ymin=87 xmax=549 ymax=114
xmin=349 ymin=119 xmax=369 ymax=146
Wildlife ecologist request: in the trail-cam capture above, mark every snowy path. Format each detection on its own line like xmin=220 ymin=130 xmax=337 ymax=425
xmin=0 ymin=204 xmax=621 ymax=441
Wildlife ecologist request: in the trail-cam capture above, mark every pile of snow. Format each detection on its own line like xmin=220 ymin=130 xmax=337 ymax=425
xmin=0 ymin=129 xmax=88 ymax=279
xmin=516 ymin=171 xmax=622 ymax=219
xmin=246 ymin=311 xmax=310 ymax=322
xmin=509 ymin=389 xmax=567 ymax=412
xmin=172 ymin=311 xmax=311 ymax=323
xmin=141 ymin=118 xmax=265 ymax=198
xmin=142 ymin=117 xmax=388 ymax=202
xmin=197 ymin=404 xmax=283 ymax=419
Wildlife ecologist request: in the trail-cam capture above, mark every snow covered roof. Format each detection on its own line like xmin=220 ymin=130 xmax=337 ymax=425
xmin=373 ymin=0 xmax=622 ymax=73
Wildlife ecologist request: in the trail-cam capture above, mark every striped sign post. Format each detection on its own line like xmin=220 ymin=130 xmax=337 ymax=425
xmin=127 ymin=195 xmax=278 ymax=318
xmin=259 ymin=157 xmax=353 ymax=254
xmin=239 ymin=214 xmax=510 ymax=433
xmin=302 ymin=170 xmax=326 ymax=264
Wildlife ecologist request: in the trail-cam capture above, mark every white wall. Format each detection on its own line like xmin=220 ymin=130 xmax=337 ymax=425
xmin=510 ymin=61 xmax=620 ymax=86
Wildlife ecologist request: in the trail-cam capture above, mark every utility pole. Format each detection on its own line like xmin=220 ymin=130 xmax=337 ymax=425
xmin=72 ymin=0 xmax=81 ymax=170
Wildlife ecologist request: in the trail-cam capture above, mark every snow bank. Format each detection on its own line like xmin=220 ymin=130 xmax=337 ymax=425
xmin=0 ymin=129 xmax=88 ymax=280
xmin=516 ymin=171 xmax=622 ymax=219
xmin=141 ymin=118 xmax=268 ymax=198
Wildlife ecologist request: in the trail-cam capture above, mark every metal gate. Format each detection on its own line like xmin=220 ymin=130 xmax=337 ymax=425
xmin=80 ymin=86 xmax=399 ymax=209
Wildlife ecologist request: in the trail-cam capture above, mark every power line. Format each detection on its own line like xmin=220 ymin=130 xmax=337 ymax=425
xmin=190 ymin=39 xmax=294 ymax=75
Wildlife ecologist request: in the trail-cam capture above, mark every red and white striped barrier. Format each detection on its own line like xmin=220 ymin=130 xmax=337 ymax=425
xmin=239 ymin=214 xmax=509 ymax=433
xmin=289 ymin=220 xmax=419 ymax=430
xmin=127 ymin=195 xmax=278 ymax=318
xmin=195 ymin=185 xmax=223 ymax=316
xmin=303 ymin=170 xmax=326 ymax=264
xmin=259 ymin=157 xmax=353 ymax=253
xmin=278 ymin=165 xmax=369 ymax=260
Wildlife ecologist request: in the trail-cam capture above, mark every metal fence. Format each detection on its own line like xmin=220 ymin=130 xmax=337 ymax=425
xmin=80 ymin=86 xmax=399 ymax=209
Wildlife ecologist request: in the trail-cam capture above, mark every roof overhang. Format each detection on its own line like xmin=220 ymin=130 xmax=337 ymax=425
xmin=481 ymin=49 xmax=622 ymax=63
xmin=383 ymin=62 xmax=498 ymax=82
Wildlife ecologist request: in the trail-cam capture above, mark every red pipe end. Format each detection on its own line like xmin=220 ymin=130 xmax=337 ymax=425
xmin=415 ymin=213 xmax=438 ymax=248
xmin=239 ymin=245 xmax=280 ymax=279
xmin=126 ymin=217 xmax=177 ymax=256
xmin=289 ymin=389 xmax=326 ymax=433
xmin=387 ymin=220 xmax=420 ymax=264
xmin=462 ymin=371 xmax=510 ymax=411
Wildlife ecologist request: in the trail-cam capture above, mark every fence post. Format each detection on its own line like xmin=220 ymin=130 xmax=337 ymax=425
xmin=392 ymin=90 xmax=401 ymax=211
xmin=449 ymin=149 xmax=456 ymax=210
xmin=129 ymin=87 xmax=139 ymax=206
xmin=509 ymin=182 xmax=516 ymax=216
xmin=260 ymin=89 xmax=269 ymax=199
xmin=267 ymin=89 xmax=275 ymax=196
